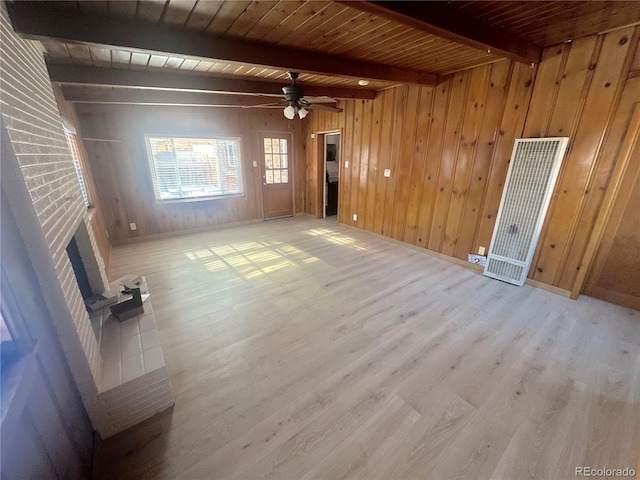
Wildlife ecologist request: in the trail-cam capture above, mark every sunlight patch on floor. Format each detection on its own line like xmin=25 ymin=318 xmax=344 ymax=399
xmin=186 ymin=239 xmax=320 ymax=280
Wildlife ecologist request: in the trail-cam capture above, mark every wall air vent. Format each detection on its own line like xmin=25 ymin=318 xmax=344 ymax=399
xmin=484 ymin=137 xmax=569 ymax=286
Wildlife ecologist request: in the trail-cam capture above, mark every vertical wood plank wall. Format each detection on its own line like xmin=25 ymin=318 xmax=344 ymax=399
xmin=305 ymin=26 xmax=640 ymax=302
xmin=305 ymin=60 xmax=537 ymax=267
xmin=523 ymin=26 xmax=639 ymax=293
xmin=76 ymin=105 xmax=305 ymax=243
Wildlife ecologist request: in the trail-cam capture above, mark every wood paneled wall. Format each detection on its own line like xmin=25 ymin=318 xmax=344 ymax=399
xmin=306 ymin=59 xmax=536 ymax=265
xmin=523 ymin=26 xmax=639 ymax=292
xmin=305 ymin=26 xmax=640 ymax=301
xmin=76 ymin=105 xmax=305 ymax=243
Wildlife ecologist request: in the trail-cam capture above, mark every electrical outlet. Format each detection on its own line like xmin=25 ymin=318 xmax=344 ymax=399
xmin=129 ymin=223 xmax=137 ymax=231
xmin=353 ymin=213 xmax=358 ymax=221
xmin=384 ymin=169 xmax=391 ymax=177
xmin=478 ymin=246 xmax=486 ymax=256
xmin=311 ymin=133 xmax=316 ymax=139
xmin=345 ymin=161 xmax=349 ymax=168
xmin=252 ymin=161 xmax=257 ymax=167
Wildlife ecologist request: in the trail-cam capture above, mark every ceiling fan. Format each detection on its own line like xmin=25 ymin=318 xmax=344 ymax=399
xmin=254 ymin=72 xmax=343 ymax=119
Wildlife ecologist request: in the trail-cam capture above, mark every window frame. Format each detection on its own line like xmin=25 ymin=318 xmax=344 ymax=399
xmin=144 ymin=134 xmax=246 ymax=205
xmin=64 ymin=128 xmax=91 ymax=208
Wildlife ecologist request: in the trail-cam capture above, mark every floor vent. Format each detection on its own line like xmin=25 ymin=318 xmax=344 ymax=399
xmin=484 ymin=137 xmax=569 ymax=286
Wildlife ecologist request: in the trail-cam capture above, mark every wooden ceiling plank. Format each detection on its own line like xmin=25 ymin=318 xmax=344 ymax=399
xmin=89 ymin=47 xmax=112 ymax=68
xmin=184 ymin=0 xmax=224 ymax=32
xmin=179 ymin=58 xmax=201 ymax=71
xmin=164 ymin=57 xmax=186 ymax=69
xmin=46 ymin=64 xmax=378 ymax=99
xmin=277 ymin=2 xmax=348 ymax=47
xmin=41 ymin=40 xmax=73 ymax=63
xmin=322 ymin=18 xmax=403 ymax=56
xmin=259 ymin=1 xmax=328 ymax=45
xmin=8 ymin=2 xmax=437 ymax=85
xmin=161 ymin=0 xmax=198 ymax=27
xmin=341 ymin=1 xmax=541 ymax=64
xmin=296 ymin=9 xmax=370 ymax=51
xmin=301 ymin=11 xmax=380 ymax=54
xmin=111 ymin=49 xmax=132 ymax=69
xmin=206 ymin=0 xmax=252 ymax=36
xmin=66 ymin=44 xmax=94 ymax=66
xmin=223 ymin=1 xmax=279 ymax=38
xmin=129 ymin=52 xmax=151 ymax=70
xmin=136 ymin=0 xmax=168 ymax=23
xmin=244 ymin=0 xmax=305 ymax=41
xmin=147 ymin=54 xmax=169 ymax=68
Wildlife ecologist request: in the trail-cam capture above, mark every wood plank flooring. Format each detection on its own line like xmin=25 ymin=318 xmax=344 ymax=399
xmin=93 ymin=217 xmax=640 ymax=480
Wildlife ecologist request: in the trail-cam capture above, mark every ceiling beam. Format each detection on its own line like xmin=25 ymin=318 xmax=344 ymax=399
xmin=60 ymin=86 xmax=289 ymax=107
xmin=341 ymin=1 xmax=541 ymax=64
xmin=7 ymin=1 xmax=437 ymax=86
xmin=47 ymin=64 xmax=376 ymax=100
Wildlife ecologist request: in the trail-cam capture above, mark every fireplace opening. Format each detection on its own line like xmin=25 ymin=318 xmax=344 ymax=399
xmin=66 ymin=236 xmax=93 ymax=300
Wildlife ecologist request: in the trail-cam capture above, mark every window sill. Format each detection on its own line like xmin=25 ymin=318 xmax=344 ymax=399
xmin=152 ymin=193 xmax=246 ymax=207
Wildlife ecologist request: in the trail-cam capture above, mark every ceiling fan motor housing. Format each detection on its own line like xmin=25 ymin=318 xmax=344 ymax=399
xmin=282 ymin=84 xmax=304 ymax=103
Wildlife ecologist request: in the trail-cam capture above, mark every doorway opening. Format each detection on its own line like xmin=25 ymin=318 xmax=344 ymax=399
xmin=324 ymin=132 xmax=340 ymax=218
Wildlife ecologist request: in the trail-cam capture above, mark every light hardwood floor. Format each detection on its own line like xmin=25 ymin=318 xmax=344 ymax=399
xmin=94 ymin=217 xmax=640 ymax=480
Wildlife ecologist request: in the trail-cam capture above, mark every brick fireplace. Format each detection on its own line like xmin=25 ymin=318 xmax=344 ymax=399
xmin=1 ymin=5 xmax=172 ymax=438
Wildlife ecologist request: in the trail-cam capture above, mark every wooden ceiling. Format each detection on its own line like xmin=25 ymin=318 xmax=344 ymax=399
xmin=7 ymin=1 xmax=640 ymax=107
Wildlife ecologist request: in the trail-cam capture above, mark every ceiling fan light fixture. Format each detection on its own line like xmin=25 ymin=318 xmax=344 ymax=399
xmin=298 ymin=107 xmax=309 ymax=119
xmin=358 ymin=79 xmax=370 ymax=86
xmin=283 ymin=105 xmax=296 ymax=119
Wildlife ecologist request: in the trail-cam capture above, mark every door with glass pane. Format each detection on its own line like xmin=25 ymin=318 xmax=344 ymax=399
xmin=260 ymin=134 xmax=293 ymax=219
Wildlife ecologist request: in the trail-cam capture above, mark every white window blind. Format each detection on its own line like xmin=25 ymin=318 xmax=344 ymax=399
xmin=64 ymin=130 xmax=90 ymax=207
xmin=146 ymin=136 xmax=243 ymax=201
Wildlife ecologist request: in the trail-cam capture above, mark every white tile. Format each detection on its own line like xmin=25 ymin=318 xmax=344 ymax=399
xmin=121 ymin=334 xmax=142 ymax=358
xmin=122 ymin=353 xmax=145 ymax=384
xmin=143 ymin=346 xmax=165 ymax=372
xmin=138 ymin=314 xmax=156 ymax=332
xmin=141 ymin=328 xmax=160 ymax=351
xmin=119 ymin=317 xmax=141 ymax=338
xmin=100 ymin=357 xmax=122 ymax=391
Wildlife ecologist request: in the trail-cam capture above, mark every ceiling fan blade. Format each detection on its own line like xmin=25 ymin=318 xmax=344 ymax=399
xmin=240 ymin=102 xmax=284 ymax=109
xmin=302 ymin=95 xmax=337 ymax=104
xmin=307 ymin=103 xmax=343 ymax=113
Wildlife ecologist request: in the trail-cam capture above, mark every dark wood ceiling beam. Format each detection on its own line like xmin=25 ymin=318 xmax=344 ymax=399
xmin=7 ymin=1 xmax=437 ymax=86
xmin=47 ymin=64 xmax=376 ymax=100
xmin=341 ymin=1 xmax=541 ymax=64
xmin=60 ymin=86 xmax=288 ymax=107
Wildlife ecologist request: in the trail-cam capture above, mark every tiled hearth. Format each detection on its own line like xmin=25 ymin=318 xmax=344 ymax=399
xmin=90 ymin=276 xmax=174 ymax=437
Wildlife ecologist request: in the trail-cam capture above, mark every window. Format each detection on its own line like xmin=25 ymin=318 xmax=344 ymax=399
xmin=146 ymin=136 xmax=243 ymax=201
xmin=64 ymin=130 xmax=90 ymax=207
xmin=263 ymin=137 xmax=289 ymax=184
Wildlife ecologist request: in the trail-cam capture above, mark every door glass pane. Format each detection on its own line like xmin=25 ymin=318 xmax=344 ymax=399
xmin=273 ymin=141 xmax=280 ymax=154
xmin=273 ymin=170 xmax=282 ymax=183
xmin=281 ymin=155 xmax=288 ymax=168
xmin=265 ymin=170 xmax=273 ymax=183
xmin=265 ymin=154 xmax=273 ymax=169
xmin=280 ymin=139 xmax=287 ymax=153
xmin=273 ymin=155 xmax=281 ymax=169
xmin=264 ymin=139 xmax=272 ymax=153
xmin=281 ymin=169 xmax=288 ymax=183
